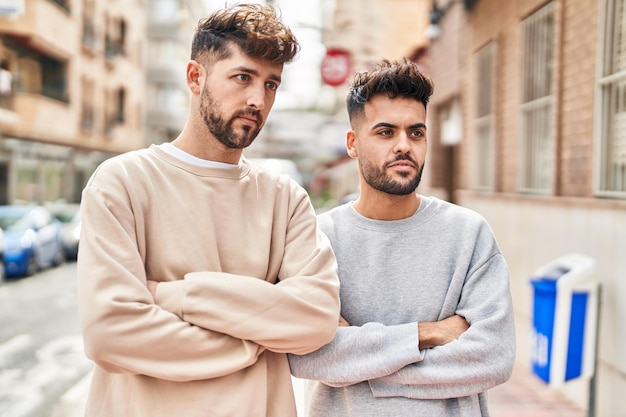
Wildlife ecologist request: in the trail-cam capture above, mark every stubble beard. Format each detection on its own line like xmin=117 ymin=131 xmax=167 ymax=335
xmin=359 ymin=155 xmax=424 ymax=195
xmin=200 ymin=88 xmax=262 ymax=149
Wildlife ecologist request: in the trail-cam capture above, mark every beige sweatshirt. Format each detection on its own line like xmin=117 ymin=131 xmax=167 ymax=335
xmin=77 ymin=145 xmax=340 ymax=417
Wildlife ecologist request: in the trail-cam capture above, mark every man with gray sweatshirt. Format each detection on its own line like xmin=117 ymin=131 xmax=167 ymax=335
xmin=288 ymin=59 xmax=515 ymax=416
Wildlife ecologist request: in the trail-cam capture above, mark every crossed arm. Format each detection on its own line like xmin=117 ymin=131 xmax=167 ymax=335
xmin=78 ymin=182 xmax=340 ymax=382
xmin=287 ymin=254 xmax=515 ymax=398
xmin=338 ymin=313 xmax=469 ymax=349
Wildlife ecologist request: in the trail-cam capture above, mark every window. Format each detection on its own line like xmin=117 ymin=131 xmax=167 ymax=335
xmin=40 ymin=56 xmax=67 ymax=102
xmin=474 ymin=41 xmax=496 ymax=190
xmin=50 ymin=0 xmax=70 ymax=13
xmin=116 ymin=88 xmax=125 ymax=123
xmin=520 ymin=2 xmax=555 ymax=193
xmin=104 ymin=87 xmax=126 ymax=134
xmin=81 ymin=77 xmax=94 ymax=131
xmin=82 ymin=0 xmax=96 ymax=48
xmin=596 ymin=0 xmax=626 ymax=196
xmin=105 ymin=18 xmax=127 ymax=58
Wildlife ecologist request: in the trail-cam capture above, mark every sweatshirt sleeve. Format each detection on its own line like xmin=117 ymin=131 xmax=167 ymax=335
xmin=153 ymin=188 xmax=341 ymax=355
xmin=288 ymin=322 xmax=423 ymax=387
xmin=367 ymin=253 xmax=516 ymax=399
xmin=78 ymin=184 xmax=264 ymax=382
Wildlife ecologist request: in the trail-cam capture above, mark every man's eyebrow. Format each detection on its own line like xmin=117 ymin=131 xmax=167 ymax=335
xmin=232 ymin=66 xmax=282 ymax=83
xmin=371 ymin=122 xmax=396 ymax=130
xmin=371 ymin=122 xmax=427 ymax=130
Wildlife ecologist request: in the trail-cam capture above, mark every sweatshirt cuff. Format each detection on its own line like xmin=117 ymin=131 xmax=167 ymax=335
xmin=154 ymin=280 xmax=186 ymax=318
xmin=385 ymin=322 xmax=424 ymax=364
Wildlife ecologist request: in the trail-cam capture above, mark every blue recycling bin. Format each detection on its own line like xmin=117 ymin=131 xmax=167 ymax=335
xmin=530 ymin=254 xmax=598 ymax=388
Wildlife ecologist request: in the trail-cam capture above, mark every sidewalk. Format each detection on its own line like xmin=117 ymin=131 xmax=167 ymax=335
xmin=488 ymin=363 xmax=587 ymax=417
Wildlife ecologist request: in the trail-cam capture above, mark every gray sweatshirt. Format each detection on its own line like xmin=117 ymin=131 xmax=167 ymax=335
xmin=288 ymin=195 xmax=515 ymax=417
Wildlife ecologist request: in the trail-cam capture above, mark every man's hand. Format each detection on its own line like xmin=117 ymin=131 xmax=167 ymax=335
xmin=418 ymin=315 xmax=469 ymax=350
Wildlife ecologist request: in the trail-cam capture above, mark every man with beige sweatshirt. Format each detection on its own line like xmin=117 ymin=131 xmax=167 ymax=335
xmin=76 ymin=4 xmax=340 ymax=416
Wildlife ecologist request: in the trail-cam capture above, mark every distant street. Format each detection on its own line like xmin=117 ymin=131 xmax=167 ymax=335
xmin=0 ymin=262 xmax=92 ymax=417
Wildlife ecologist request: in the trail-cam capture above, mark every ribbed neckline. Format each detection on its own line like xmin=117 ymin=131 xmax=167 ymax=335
xmin=148 ymin=144 xmax=252 ymax=180
xmin=336 ymin=195 xmax=442 ymax=232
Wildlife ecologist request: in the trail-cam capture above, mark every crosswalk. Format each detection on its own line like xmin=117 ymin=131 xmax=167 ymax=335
xmin=50 ymin=369 xmax=92 ymax=417
xmin=0 ymin=333 xmax=93 ymax=417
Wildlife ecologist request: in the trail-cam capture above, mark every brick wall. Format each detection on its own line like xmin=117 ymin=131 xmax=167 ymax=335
xmin=558 ymin=0 xmax=598 ymax=197
xmin=455 ymin=0 xmax=599 ymax=197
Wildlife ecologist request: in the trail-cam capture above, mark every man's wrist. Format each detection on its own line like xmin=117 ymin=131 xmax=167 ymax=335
xmin=417 ymin=322 xmax=437 ymax=350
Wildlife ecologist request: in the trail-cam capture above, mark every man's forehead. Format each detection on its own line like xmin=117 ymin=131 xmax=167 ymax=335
xmin=362 ymin=96 xmax=426 ymax=124
xmin=216 ymin=47 xmax=283 ymax=79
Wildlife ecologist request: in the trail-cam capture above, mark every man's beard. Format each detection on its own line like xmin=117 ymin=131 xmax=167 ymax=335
xmin=359 ymin=154 xmax=424 ymax=195
xmin=200 ymin=89 xmax=263 ymax=149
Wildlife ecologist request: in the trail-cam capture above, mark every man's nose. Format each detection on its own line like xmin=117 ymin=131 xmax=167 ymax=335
xmin=393 ymin=133 xmax=412 ymax=154
xmin=246 ymin=85 xmax=266 ymax=110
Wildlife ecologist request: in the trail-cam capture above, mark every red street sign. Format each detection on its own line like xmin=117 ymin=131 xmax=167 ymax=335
xmin=321 ymin=48 xmax=351 ymax=87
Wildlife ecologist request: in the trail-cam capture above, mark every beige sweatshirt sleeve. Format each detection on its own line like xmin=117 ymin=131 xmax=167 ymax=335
xmin=78 ymin=184 xmax=265 ymax=382
xmin=154 ymin=192 xmax=341 ymax=355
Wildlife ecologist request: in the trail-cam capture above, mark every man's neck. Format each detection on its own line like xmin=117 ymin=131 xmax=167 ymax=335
xmin=171 ymin=129 xmax=242 ymax=165
xmin=353 ymin=190 xmax=421 ymax=221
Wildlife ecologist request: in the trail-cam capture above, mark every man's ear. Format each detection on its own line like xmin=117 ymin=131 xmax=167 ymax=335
xmin=186 ymin=60 xmax=204 ymax=94
xmin=346 ymin=130 xmax=358 ymax=158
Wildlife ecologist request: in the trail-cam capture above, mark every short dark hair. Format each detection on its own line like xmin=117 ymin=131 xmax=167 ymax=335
xmin=191 ymin=3 xmax=300 ymax=66
xmin=346 ymin=59 xmax=434 ymax=124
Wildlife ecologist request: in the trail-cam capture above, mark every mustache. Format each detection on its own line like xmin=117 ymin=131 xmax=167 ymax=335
xmin=233 ymin=108 xmax=262 ymax=125
xmin=385 ymin=154 xmax=419 ymax=168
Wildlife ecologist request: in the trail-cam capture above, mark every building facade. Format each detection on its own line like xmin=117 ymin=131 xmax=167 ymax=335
xmin=426 ymin=0 xmax=626 ymax=415
xmin=0 ymin=0 xmax=148 ymax=204
xmin=145 ymin=0 xmax=205 ymax=146
xmin=322 ymin=0 xmax=625 ymax=414
xmin=0 ymin=0 xmax=206 ymax=205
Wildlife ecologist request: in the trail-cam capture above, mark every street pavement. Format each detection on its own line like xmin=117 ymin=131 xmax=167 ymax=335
xmin=488 ymin=363 xmax=587 ymax=417
xmin=61 ymin=362 xmax=587 ymax=416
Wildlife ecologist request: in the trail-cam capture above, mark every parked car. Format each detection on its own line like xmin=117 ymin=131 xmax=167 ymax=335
xmin=0 ymin=228 xmax=4 ymax=281
xmin=47 ymin=203 xmax=81 ymax=260
xmin=0 ymin=205 xmax=65 ymax=277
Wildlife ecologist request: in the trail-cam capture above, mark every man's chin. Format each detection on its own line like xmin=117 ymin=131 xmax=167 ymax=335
xmin=222 ymin=133 xmax=258 ymax=149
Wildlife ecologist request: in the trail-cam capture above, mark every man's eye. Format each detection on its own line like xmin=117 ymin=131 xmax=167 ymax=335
xmin=266 ymin=81 xmax=278 ymax=91
xmin=236 ymin=74 xmax=250 ymax=81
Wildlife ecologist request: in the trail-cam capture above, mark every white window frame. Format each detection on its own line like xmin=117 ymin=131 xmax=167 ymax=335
xmin=473 ymin=41 xmax=496 ymax=191
xmin=519 ymin=2 xmax=555 ymax=194
xmin=595 ymin=0 xmax=626 ymax=198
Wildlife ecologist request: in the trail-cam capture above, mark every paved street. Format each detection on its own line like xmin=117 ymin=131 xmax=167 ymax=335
xmin=0 ymin=262 xmax=91 ymax=417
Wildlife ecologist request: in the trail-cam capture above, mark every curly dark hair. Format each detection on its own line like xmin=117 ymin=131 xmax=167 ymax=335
xmin=191 ymin=3 xmax=300 ymax=66
xmin=346 ymin=59 xmax=434 ymax=123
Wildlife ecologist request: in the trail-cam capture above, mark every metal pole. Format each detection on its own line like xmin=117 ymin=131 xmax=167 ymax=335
xmin=588 ymin=284 xmax=601 ymax=417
